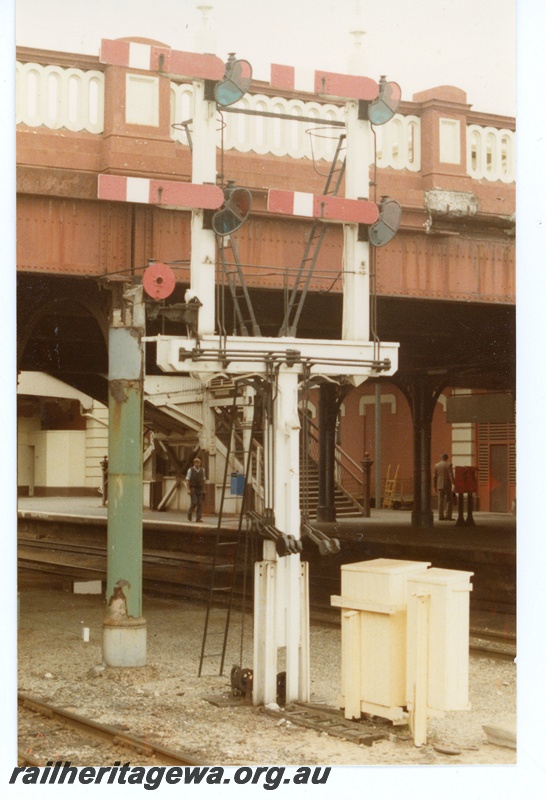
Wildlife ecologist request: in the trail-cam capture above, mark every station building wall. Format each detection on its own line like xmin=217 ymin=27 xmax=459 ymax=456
xmin=17 ymin=391 xmax=107 ymax=496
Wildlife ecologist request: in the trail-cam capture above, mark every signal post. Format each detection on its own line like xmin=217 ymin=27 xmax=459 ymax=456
xmin=153 ymin=56 xmax=400 ymax=705
xmin=98 ymin=38 xmax=401 ymax=702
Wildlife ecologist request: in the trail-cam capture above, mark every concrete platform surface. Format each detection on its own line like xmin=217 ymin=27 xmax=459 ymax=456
xmin=18 ymin=494 xmax=516 ymax=554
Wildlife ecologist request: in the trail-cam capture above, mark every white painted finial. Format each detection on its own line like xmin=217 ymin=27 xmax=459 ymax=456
xmin=348 ymin=0 xmax=367 ymax=75
xmin=195 ymin=4 xmax=217 ymax=54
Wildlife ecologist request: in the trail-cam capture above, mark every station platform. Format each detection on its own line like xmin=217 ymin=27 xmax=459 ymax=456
xmin=17 ymin=494 xmax=516 ymax=541
xmin=17 ymin=495 xmax=516 ymax=631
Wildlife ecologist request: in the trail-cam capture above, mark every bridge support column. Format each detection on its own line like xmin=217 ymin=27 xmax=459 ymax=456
xmin=316 ymin=382 xmax=337 ymax=522
xmin=103 ymin=285 xmax=146 ymax=666
xmin=410 ymin=378 xmax=435 ymax=528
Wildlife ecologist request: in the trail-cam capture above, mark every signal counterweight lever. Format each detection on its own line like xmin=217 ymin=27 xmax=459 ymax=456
xmin=300 ymin=523 xmax=340 ymax=556
xmin=247 ymin=510 xmax=302 ymax=557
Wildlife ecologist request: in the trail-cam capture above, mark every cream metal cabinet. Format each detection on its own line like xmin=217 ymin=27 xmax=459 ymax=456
xmin=331 ymin=558 xmax=431 ymax=722
xmin=406 ymin=567 xmax=474 ymax=715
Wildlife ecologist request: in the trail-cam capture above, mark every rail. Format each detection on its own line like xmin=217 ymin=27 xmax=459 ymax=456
xmin=16 ymin=61 xmax=104 ymax=133
xmin=18 ymin=693 xmax=203 ymax=766
xmin=18 ymin=537 xmax=516 ymax=659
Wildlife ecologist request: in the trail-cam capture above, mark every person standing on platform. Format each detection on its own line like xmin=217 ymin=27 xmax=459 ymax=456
xmin=433 ymin=453 xmax=455 ymax=521
xmin=186 ymin=457 xmax=206 ymax=522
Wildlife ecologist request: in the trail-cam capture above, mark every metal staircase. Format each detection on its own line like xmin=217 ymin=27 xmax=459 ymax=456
xmin=144 ymin=374 xmax=364 ymax=519
xmin=300 ymin=417 xmax=364 ymax=517
xmin=299 ymin=455 xmax=363 ymax=518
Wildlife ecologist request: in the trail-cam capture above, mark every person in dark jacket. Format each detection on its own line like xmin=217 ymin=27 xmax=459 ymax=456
xmin=186 ymin=457 xmax=206 ymax=522
xmin=433 ymin=453 xmax=455 ymax=521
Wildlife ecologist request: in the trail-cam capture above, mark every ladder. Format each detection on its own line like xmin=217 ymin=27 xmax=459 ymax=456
xmin=198 ymin=394 xmax=256 ymax=677
xmin=278 ymin=133 xmax=347 ymax=337
xmin=197 ymin=525 xmax=247 ymax=677
xmin=382 ymin=464 xmax=399 ymax=509
xmin=217 ymin=234 xmax=261 ymax=337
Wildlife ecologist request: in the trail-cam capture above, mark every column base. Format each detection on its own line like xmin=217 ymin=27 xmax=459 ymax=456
xmin=103 ymin=617 xmax=147 ymax=667
xmin=316 ymin=506 xmax=336 ymax=522
xmin=411 ymin=510 xmax=434 ymax=527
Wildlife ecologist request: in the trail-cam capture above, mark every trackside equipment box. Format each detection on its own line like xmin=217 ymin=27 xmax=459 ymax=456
xmin=331 ymin=558 xmax=431 ymax=721
xmin=406 ymin=567 xmax=474 ymax=713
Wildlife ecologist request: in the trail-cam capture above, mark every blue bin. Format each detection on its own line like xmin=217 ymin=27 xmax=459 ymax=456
xmin=230 ymin=472 xmax=246 ymax=496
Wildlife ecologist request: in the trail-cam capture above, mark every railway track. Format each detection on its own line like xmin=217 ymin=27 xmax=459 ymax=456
xmin=18 ymin=536 xmax=516 ymax=661
xmin=18 ymin=694 xmax=203 ymax=767
xmin=17 ymin=535 xmax=241 ymax=600
xmin=466 ymin=629 xmax=517 ymax=661
xmin=18 ymin=536 xmax=229 ymax=571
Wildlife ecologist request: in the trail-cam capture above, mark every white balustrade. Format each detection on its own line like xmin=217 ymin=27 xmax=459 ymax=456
xmin=170 ymin=82 xmax=421 ymax=169
xmin=16 ymin=60 xmax=515 ymax=183
xmin=223 ymin=94 xmax=345 ymax=160
xmin=16 ymin=61 xmax=104 ymax=134
xmin=170 ymin=82 xmax=194 ymax=146
xmin=467 ymin=124 xmax=515 ymax=183
xmin=375 ymin=114 xmax=421 ymax=172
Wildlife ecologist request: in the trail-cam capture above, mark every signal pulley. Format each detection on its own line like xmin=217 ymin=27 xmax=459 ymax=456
xmin=142 ymin=262 xmax=176 ymax=300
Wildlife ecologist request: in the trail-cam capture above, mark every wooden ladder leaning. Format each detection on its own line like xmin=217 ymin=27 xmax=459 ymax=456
xmin=382 ymin=465 xmax=400 ymax=508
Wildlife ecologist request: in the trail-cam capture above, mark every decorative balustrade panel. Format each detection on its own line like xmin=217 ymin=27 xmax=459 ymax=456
xmin=222 ymin=94 xmax=345 ymax=161
xmin=16 ymin=60 xmax=516 ymax=182
xmin=16 ymin=61 xmax=104 ymax=133
xmin=170 ymin=81 xmax=421 ymax=169
xmin=467 ymin=124 xmax=516 ymax=183
xmin=170 ymin=82 xmax=194 ymax=146
xmin=374 ymin=114 xmax=421 ymax=172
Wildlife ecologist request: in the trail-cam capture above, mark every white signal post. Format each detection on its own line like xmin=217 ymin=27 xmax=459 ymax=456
xmin=154 ymin=62 xmax=399 ymax=707
xmin=265 ymin=367 xmax=306 ymax=705
xmin=96 ymin=43 xmax=401 ymax=704
xmin=343 ymin=99 xmax=373 ymax=344
xmin=156 ymin=334 xmax=399 ymax=705
xmin=190 ymin=78 xmax=218 ymax=336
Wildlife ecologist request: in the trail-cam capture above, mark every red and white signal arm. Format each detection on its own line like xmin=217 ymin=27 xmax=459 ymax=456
xmin=100 ymin=38 xmax=225 ymax=81
xmin=98 ymin=175 xmax=224 ymax=210
xmin=268 ymin=189 xmax=379 ymax=225
xmin=270 ymin=64 xmax=378 ymax=101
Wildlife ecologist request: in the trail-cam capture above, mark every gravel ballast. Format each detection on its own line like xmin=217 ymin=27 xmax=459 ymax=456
xmin=16 ymin=587 xmax=518 ymax=768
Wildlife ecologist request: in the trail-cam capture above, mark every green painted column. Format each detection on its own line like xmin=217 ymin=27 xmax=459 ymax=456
xmin=103 ymin=285 xmax=147 ymax=666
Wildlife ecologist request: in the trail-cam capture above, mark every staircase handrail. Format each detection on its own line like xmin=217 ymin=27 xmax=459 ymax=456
xmin=303 ymin=417 xmax=364 ymax=509
xmin=305 ymin=417 xmax=364 ymax=480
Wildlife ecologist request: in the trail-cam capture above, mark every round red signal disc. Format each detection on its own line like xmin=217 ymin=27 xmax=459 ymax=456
xmin=142 ymin=262 xmax=176 ymax=300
